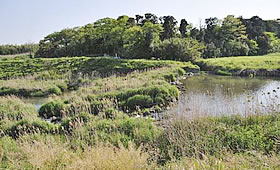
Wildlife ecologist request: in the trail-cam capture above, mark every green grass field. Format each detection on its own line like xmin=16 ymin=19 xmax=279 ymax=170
xmin=197 ymin=53 xmax=280 ymax=75
xmin=0 ymin=56 xmax=198 ymax=79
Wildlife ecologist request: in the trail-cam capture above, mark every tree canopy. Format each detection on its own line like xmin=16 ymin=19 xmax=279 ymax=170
xmin=21 ymin=13 xmax=280 ymax=60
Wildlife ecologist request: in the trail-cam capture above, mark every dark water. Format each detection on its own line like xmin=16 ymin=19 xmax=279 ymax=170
xmin=172 ymin=75 xmax=280 ymax=117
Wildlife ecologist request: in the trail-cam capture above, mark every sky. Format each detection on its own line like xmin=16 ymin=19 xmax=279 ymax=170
xmin=0 ymin=0 xmax=279 ymax=44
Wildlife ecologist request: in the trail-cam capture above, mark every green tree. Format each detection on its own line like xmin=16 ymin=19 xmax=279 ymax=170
xmin=123 ymin=22 xmax=162 ymax=59
xmin=265 ymin=32 xmax=280 ymax=53
xmin=160 ymin=16 xmax=177 ymax=40
xmin=155 ymin=37 xmax=205 ymax=61
xmin=179 ymin=19 xmax=189 ymax=38
xmin=220 ymin=15 xmax=249 ymax=56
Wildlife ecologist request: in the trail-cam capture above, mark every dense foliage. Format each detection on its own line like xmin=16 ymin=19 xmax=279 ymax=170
xmin=0 ymin=44 xmax=38 ymax=56
xmin=33 ymin=14 xmax=280 ymax=59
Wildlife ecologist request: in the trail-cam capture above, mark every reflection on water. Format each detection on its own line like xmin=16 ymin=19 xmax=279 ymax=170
xmin=173 ymin=75 xmax=280 ymax=117
xmin=23 ymin=97 xmax=49 ymax=111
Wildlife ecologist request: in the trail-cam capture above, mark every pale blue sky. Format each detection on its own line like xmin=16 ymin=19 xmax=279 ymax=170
xmin=0 ymin=0 xmax=279 ymax=44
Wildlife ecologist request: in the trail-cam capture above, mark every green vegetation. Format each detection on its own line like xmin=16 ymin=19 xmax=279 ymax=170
xmin=0 ymin=43 xmax=38 ymax=56
xmin=31 ymin=14 xmax=280 ymax=60
xmin=196 ymin=53 xmax=280 ymax=76
xmin=38 ymin=67 xmax=183 ymax=119
xmin=0 ymin=56 xmax=198 ymax=79
xmin=0 ymin=46 xmax=280 ymax=168
xmin=0 ymin=95 xmax=279 ymax=169
xmin=0 ymin=79 xmax=67 ymax=97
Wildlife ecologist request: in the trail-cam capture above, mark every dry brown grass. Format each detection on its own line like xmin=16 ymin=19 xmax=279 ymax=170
xmin=70 ymin=143 xmax=149 ymax=170
xmin=13 ymin=135 xmax=150 ymax=170
xmin=20 ymin=136 xmax=75 ymax=170
xmin=163 ymin=152 xmax=280 ymax=170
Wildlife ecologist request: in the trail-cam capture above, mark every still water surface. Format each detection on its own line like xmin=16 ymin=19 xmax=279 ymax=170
xmin=173 ymin=75 xmax=280 ymax=117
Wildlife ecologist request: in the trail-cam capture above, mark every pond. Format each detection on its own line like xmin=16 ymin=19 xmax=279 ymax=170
xmin=171 ymin=75 xmax=280 ymax=118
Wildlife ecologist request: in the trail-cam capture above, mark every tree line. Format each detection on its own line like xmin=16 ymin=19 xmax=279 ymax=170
xmin=0 ymin=44 xmax=38 ymax=55
xmin=25 ymin=14 xmax=280 ymax=60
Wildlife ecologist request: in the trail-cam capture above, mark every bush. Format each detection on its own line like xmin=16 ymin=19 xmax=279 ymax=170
xmin=5 ymin=119 xmax=59 ymax=138
xmin=155 ymin=38 xmax=205 ymax=61
xmin=48 ymin=86 xmax=62 ymax=95
xmin=163 ymin=74 xmax=176 ymax=82
xmin=126 ymin=95 xmax=153 ymax=110
xmin=39 ymin=101 xmax=66 ymax=119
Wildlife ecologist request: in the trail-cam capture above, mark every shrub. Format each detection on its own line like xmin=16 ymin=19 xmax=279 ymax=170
xmin=126 ymin=95 xmax=153 ymax=110
xmin=5 ymin=119 xmax=59 ymax=138
xmin=155 ymin=38 xmax=205 ymax=61
xmin=39 ymin=101 xmax=66 ymax=119
xmin=163 ymin=74 xmax=176 ymax=82
xmin=56 ymin=83 xmax=67 ymax=92
xmin=48 ymin=86 xmax=62 ymax=95
xmin=177 ymin=68 xmax=186 ymax=76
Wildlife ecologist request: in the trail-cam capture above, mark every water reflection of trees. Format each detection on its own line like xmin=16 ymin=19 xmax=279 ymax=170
xmin=182 ymin=75 xmax=271 ymax=96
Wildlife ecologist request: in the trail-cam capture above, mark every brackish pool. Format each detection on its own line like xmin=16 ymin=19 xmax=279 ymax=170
xmin=172 ymin=75 xmax=280 ymax=117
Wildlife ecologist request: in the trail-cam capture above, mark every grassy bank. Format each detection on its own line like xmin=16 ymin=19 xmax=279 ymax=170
xmin=197 ymin=53 xmax=280 ymax=76
xmin=0 ymin=56 xmax=199 ymax=79
xmin=0 ymin=78 xmax=68 ymax=97
xmin=0 ymin=56 xmax=197 ymax=98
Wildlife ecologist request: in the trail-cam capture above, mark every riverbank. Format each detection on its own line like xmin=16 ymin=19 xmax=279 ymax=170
xmin=196 ymin=53 xmax=280 ymax=77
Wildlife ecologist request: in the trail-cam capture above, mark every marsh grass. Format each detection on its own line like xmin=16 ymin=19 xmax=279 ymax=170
xmin=0 ymin=77 xmax=68 ymax=97
xmin=0 ymin=96 xmax=38 ymax=122
xmin=1 ymin=56 xmax=280 ymax=169
xmin=154 ymin=113 xmax=280 ymax=166
xmin=76 ymin=66 xmax=185 ymax=95
xmin=0 ymin=112 xmax=279 ymax=169
xmin=38 ymin=66 xmax=183 ymax=118
xmin=162 ymin=152 xmax=280 ymax=169
xmin=1 ymin=133 xmax=151 ymax=169
xmin=0 ymin=95 xmax=279 ymax=169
